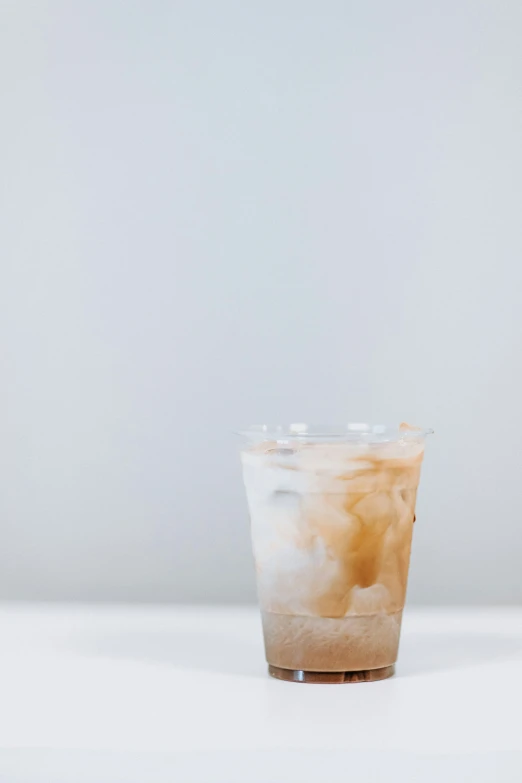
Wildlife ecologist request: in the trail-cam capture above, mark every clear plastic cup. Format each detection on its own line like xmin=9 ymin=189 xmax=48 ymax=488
xmin=238 ymin=423 xmax=432 ymax=683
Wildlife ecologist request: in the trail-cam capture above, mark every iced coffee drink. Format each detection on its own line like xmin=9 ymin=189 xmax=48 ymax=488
xmin=239 ymin=424 xmax=432 ymax=683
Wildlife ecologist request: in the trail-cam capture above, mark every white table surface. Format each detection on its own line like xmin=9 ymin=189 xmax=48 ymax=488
xmin=0 ymin=604 xmax=521 ymax=782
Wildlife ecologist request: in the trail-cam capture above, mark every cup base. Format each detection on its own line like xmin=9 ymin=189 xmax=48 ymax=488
xmin=268 ymin=664 xmax=395 ymax=684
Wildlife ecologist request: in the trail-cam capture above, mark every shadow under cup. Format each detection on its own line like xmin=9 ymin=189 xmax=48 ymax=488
xmin=238 ymin=424 xmax=432 ymax=683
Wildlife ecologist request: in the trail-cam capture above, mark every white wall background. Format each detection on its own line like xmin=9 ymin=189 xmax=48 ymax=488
xmin=1 ymin=0 xmax=521 ymax=604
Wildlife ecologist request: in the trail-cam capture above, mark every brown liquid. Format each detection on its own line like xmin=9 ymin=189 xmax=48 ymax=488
xmin=294 ymin=453 xmax=420 ymax=618
xmin=262 ymin=611 xmax=403 ymax=672
xmin=243 ymin=440 xmax=425 ymax=672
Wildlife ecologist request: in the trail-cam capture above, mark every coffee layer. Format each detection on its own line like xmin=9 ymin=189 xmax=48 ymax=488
xmin=262 ymin=610 xmax=403 ymax=671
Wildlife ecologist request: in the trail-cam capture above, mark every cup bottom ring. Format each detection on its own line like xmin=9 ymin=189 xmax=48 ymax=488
xmin=268 ymin=664 xmax=395 ymax=683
